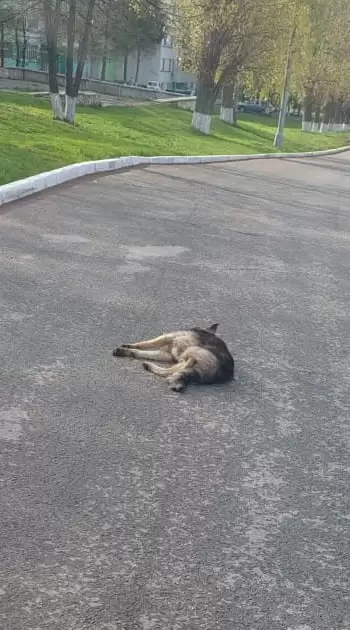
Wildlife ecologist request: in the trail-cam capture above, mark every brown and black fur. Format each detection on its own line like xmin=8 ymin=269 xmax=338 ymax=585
xmin=112 ymin=323 xmax=234 ymax=393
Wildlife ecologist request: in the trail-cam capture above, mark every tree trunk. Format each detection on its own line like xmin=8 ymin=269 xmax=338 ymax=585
xmin=72 ymin=0 xmax=95 ymax=98
xmin=123 ymin=50 xmax=128 ymax=82
xmin=15 ymin=25 xmax=20 ymax=67
xmin=65 ymin=0 xmax=77 ymax=123
xmin=65 ymin=0 xmax=95 ymax=124
xmin=100 ymin=55 xmax=107 ymax=81
xmin=334 ymin=99 xmax=344 ymax=131
xmin=329 ymin=101 xmax=336 ymax=131
xmin=343 ymin=106 xmax=350 ymax=130
xmin=64 ymin=95 xmax=76 ymax=123
xmin=135 ymin=46 xmax=141 ymax=84
xmin=21 ymin=19 xmax=27 ymax=68
xmin=302 ymin=89 xmax=313 ymax=132
xmin=312 ymin=104 xmax=321 ymax=132
xmin=220 ymin=84 xmax=236 ymax=125
xmin=100 ymin=8 xmax=109 ymax=82
xmin=192 ymin=81 xmax=216 ymax=134
xmin=320 ymin=101 xmax=334 ymax=133
xmin=0 ymin=22 xmax=4 ymax=68
xmin=44 ymin=0 xmax=63 ymax=119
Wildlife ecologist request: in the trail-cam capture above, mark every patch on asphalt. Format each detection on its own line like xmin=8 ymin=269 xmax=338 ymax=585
xmin=0 ymin=406 xmax=29 ymax=442
xmin=123 ymin=245 xmax=188 ymax=260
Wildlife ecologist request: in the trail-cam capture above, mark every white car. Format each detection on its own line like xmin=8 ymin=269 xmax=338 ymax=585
xmin=147 ymin=81 xmax=162 ymax=91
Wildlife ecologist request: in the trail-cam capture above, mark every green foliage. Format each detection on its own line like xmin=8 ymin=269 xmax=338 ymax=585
xmin=174 ymin=0 xmax=350 ymax=110
xmin=95 ymin=0 xmax=166 ymax=56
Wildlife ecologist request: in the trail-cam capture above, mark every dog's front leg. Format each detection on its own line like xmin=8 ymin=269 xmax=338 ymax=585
xmin=142 ymin=360 xmax=184 ymax=377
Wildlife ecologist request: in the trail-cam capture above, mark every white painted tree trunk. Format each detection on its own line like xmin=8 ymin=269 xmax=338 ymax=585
xmin=50 ymin=93 xmax=63 ymax=120
xmin=220 ymin=106 xmax=235 ymax=124
xmin=65 ymin=95 xmax=77 ymax=124
xmin=319 ymin=122 xmax=329 ymax=133
xmin=302 ymin=120 xmax=312 ymax=132
xmin=192 ymin=112 xmax=211 ymax=135
xmin=342 ymin=123 xmax=350 ymax=131
xmin=311 ymin=121 xmax=319 ymax=132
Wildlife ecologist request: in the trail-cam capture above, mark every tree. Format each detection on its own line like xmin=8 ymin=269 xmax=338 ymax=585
xmin=42 ymin=0 xmax=97 ymax=123
xmin=174 ymin=0 xmax=281 ymax=134
xmin=95 ymin=0 xmax=165 ymax=84
xmin=97 ymin=0 xmax=113 ymax=81
xmin=175 ymin=0 xmax=224 ymax=133
xmin=243 ymin=0 xmax=350 ymax=136
xmin=132 ymin=2 xmax=165 ymax=84
xmin=43 ymin=0 xmax=64 ymax=119
xmin=0 ymin=1 xmax=17 ymax=67
xmin=64 ymin=0 xmax=96 ymax=123
xmin=1 ymin=0 xmax=36 ymax=69
xmin=0 ymin=17 xmax=4 ymax=68
xmin=15 ymin=18 xmax=21 ymax=66
xmin=14 ymin=16 xmax=28 ymax=67
xmin=41 ymin=0 xmax=164 ymax=123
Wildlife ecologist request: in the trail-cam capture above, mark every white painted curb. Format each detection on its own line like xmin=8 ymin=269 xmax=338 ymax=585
xmin=1 ymin=145 xmax=349 ymax=208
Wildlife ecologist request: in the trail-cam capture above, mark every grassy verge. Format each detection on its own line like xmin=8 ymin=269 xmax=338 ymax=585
xmin=1 ymin=91 xmax=349 ymax=186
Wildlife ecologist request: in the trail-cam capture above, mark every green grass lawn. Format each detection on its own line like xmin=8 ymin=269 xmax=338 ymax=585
xmin=1 ymin=91 xmax=349 ymax=186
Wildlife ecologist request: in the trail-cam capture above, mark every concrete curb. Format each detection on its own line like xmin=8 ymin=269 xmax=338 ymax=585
xmin=1 ymin=145 xmax=349 ymax=207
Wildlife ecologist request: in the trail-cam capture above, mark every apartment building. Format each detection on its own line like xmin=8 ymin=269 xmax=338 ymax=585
xmin=3 ymin=13 xmax=196 ymax=93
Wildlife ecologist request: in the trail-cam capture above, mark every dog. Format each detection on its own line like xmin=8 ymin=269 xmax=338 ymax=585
xmin=112 ymin=323 xmax=234 ymax=392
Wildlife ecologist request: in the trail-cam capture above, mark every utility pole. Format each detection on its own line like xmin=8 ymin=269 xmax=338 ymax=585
xmin=274 ymin=24 xmax=297 ymax=149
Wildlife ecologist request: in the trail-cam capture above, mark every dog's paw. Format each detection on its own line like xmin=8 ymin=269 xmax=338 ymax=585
xmin=169 ymin=381 xmax=185 ymax=393
xmin=142 ymin=362 xmax=151 ymax=372
xmin=113 ymin=346 xmax=130 ymax=357
xmin=120 ymin=343 xmax=132 ymax=348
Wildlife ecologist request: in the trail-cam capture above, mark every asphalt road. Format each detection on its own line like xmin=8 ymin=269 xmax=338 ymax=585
xmin=1 ymin=153 xmax=349 ymax=630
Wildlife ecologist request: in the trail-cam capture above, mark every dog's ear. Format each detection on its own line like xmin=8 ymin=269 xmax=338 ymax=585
xmin=207 ymin=323 xmax=219 ymax=334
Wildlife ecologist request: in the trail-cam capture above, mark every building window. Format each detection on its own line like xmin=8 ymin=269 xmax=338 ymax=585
xmin=27 ymin=16 xmax=39 ymax=30
xmin=161 ymin=57 xmax=173 ymax=72
xmin=162 ymin=36 xmax=173 ymax=48
xmin=161 ymin=58 xmax=173 ymax=72
xmin=27 ymin=44 xmax=39 ymax=60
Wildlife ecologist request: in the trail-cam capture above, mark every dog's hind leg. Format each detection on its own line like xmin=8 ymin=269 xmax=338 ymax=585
xmin=167 ymin=365 xmax=197 ymax=392
xmin=113 ymin=348 xmax=172 ymax=361
xmin=120 ymin=334 xmax=175 ymax=350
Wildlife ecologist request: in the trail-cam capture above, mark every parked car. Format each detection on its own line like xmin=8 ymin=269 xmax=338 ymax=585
xmin=147 ymin=81 xmax=162 ymax=91
xmin=237 ymin=100 xmax=275 ymax=115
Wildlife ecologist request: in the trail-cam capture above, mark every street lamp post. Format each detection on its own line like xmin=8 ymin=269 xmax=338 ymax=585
xmin=274 ymin=24 xmax=297 ymax=149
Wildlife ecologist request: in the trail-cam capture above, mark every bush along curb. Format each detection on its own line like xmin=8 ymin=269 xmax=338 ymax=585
xmin=1 ymin=145 xmax=350 ymax=207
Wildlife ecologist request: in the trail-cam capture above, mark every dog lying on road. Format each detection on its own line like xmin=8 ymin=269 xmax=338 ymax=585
xmin=113 ymin=323 xmax=234 ymax=392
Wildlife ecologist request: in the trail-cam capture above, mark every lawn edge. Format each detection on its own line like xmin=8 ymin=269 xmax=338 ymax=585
xmin=1 ymin=145 xmax=349 ymax=207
